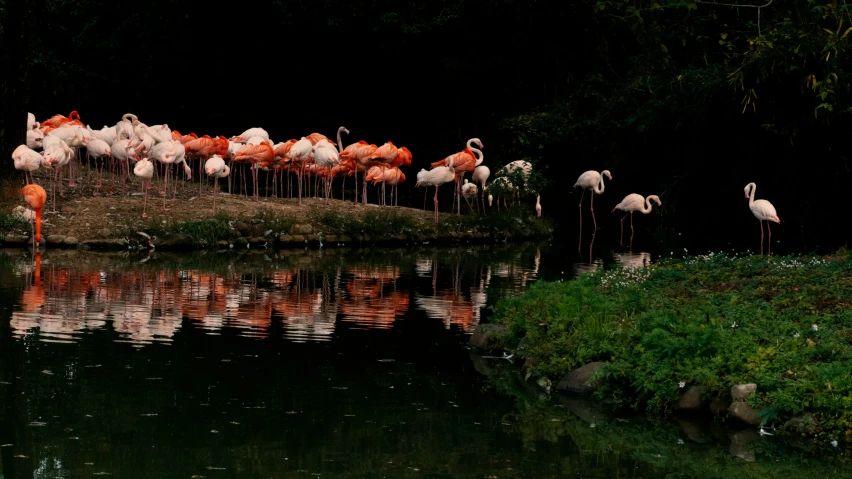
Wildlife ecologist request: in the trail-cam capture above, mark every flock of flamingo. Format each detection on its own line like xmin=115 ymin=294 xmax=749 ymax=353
xmin=12 ymin=110 xmax=547 ymax=248
xmin=573 ymin=169 xmax=781 ymax=255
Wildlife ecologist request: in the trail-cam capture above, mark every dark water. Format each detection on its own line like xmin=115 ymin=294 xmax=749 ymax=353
xmin=0 ymin=241 xmax=845 ymax=479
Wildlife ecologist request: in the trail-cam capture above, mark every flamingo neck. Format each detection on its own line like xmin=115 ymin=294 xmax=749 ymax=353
xmin=593 ymin=173 xmax=606 ymax=194
xmin=641 ymin=196 xmax=653 ymax=213
xmin=747 ymin=182 xmax=756 ymax=206
xmin=337 ymin=127 xmax=346 ymax=153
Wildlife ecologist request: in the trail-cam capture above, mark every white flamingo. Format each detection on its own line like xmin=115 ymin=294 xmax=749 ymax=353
xmin=573 ymin=169 xmax=612 ymax=250
xmin=205 ymin=155 xmax=230 ymax=214
xmin=133 ymin=158 xmax=154 ymax=218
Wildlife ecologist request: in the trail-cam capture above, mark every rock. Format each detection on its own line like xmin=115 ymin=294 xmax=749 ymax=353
xmin=306 ymin=234 xmax=318 ymax=242
xmin=278 ymin=234 xmax=293 ymax=243
xmin=299 ymin=224 xmax=313 ymax=235
xmin=786 ymin=412 xmax=820 ymax=435
xmin=231 ymin=221 xmax=250 ymax=236
xmin=248 ymin=237 xmax=263 ymax=245
xmin=155 ymin=233 xmax=194 ymax=249
xmin=677 ymin=418 xmax=710 ymax=443
xmin=63 ymin=237 xmax=79 ymax=246
xmin=731 ymin=383 xmax=758 ymax=401
xmin=676 ymin=385 xmax=708 ymax=410
xmin=561 ymin=397 xmax=609 ymax=425
xmin=234 ymin=237 xmax=249 ymax=246
xmin=217 ymin=240 xmax=229 ymax=248
xmin=468 ymin=351 xmax=501 ymax=377
xmin=709 ymin=393 xmax=732 ymax=416
xmin=555 ymin=362 xmax=606 ymax=395
xmin=96 ymin=228 xmax=111 ymax=238
xmin=729 ymin=429 xmax=760 ymax=462
xmin=324 ymin=235 xmax=337 ymax=243
xmin=251 ymin=224 xmax=266 ymax=237
xmin=4 ymin=234 xmax=29 ymax=244
xmin=80 ymin=238 xmax=128 ymax=250
xmin=46 ymin=235 xmax=66 ymax=245
xmin=339 ymin=235 xmax=351 ymax=242
xmin=728 ymin=401 xmax=764 ymax=425
xmin=469 ymin=324 xmax=509 ymax=351
xmin=290 ymin=234 xmax=306 ymax=242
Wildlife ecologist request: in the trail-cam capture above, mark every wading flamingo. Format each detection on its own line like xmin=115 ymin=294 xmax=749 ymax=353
xmin=611 ymin=194 xmax=661 ymax=247
xmin=574 ymin=169 xmax=611 ymax=251
xmin=744 ymin=182 xmax=780 ymax=255
xmin=20 ymin=183 xmax=46 ymax=250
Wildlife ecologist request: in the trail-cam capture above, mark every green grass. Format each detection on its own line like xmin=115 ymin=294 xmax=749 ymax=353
xmin=493 ymin=252 xmax=852 ymax=441
xmin=312 ymin=208 xmax=417 ymax=237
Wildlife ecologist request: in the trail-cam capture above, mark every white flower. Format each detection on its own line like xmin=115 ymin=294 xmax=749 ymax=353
xmin=794 ymin=332 xmax=800 ymax=338
xmin=812 ymin=324 xmax=819 ymax=331
xmin=831 ymin=440 xmax=838 ymax=447
xmin=731 ymin=322 xmax=737 ymax=328
xmin=679 ymin=381 xmax=686 ymax=388
xmin=677 ymin=439 xmax=684 ymax=445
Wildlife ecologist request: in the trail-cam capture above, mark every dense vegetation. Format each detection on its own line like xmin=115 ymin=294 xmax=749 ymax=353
xmin=493 ymin=250 xmax=852 ymax=440
xmin=2 ymin=0 xmax=851 ymax=246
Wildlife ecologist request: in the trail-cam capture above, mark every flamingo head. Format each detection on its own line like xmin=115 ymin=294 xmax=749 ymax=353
xmin=475 ymin=138 xmax=483 ymax=148
xmin=69 ymin=110 xmax=80 ymax=120
xmin=602 ymin=170 xmax=612 ymax=180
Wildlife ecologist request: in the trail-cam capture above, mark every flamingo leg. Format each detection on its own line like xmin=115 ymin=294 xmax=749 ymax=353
xmin=578 ymin=189 xmax=585 ymax=253
xmin=759 ymin=220 xmax=764 ymax=255
xmin=630 ymin=212 xmax=634 ymax=246
xmin=767 ymin=221 xmax=772 ymax=256
xmin=590 ymin=191 xmax=597 ymax=231
xmin=142 ymin=179 xmax=148 ymax=218
xmin=434 ymin=184 xmax=440 ymax=223
xmin=423 ymin=187 xmax=428 ymax=210
xmin=214 ymin=176 xmax=218 ymax=214
xmin=620 ymin=212 xmax=628 ymax=247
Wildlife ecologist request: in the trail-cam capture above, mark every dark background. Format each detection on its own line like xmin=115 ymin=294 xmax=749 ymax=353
xmin=1 ymin=0 xmax=850 ymax=253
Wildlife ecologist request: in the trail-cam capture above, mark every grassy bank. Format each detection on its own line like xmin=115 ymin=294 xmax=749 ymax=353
xmin=493 ymin=250 xmax=852 ymax=441
xmin=0 ymin=187 xmax=552 ymax=248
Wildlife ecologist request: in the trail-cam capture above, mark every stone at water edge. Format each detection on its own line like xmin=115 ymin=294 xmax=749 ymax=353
xmin=555 ymin=361 xmax=606 ymax=395
xmin=675 ymin=385 xmax=708 ymax=411
xmin=4 ymin=234 xmax=29 ymax=244
xmin=46 ymin=235 xmax=67 ymax=245
xmin=469 ymin=324 xmax=509 ymax=351
xmin=63 ymin=237 xmax=79 ymax=246
xmin=154 ymin=233 xmax=194 ymax=249
xmin=727 ymin=383 xmax=765 ymax=425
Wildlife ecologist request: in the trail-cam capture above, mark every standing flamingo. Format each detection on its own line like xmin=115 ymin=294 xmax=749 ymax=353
xmin=574 ymin=169 xmax=612 ymax=251
xmin=744 ymin=182 xmax=780 ymax=255
xmin=20 ymin=183 xmax=46 ymax=250
xmin=611 ymin=194 xmax=661 ymax=247
xmin=12 ymin=144 xmax=48 ymax=185
xmin=418 ymin=159 xmax=456 ymax=222
xmin=205 ymin=156 xmax=230 ymax=213
xmin=431 ymin=138 xmax=483 ymax=214
xmin=133 ymin=158 xmax=155 ymax=218
xmin=461 ymin=179 xmax=478 ymax=213
xmin=287 ymin=137 xmax=313 ymax=205
xmin=472 ymin=165 xmax=490 ymax=211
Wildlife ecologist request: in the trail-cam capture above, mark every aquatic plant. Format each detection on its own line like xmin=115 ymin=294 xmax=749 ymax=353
xmin=493 ymin=251 xmax=852 ymax=440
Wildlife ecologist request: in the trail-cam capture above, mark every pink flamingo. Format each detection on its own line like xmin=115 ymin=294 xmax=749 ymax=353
xmin=744 ymin=182 xmax=780 ymax=255
xmin=574 ymin=169 xmax=612 ymax=251
xmin=611 ymin=193 xmax=662 ymax=247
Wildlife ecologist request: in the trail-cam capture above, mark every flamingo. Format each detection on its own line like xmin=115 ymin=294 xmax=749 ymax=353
xmin=12 ymin=144 xmax=47 ymax=185
xmin=574 ymin=169 xmax=612 ymax=250
xmin=133 ymin=158 xmax=154 ymax=218
xmin=418 ymin=159 xmax=456 ymax=222
xmin=230 ymin=127 xmax=269 ymax=143
xmin=431 ymin=138 xmax=483 ymax=214
xmin=110 ymin=139 xmax=138 ymax=195
xmin=312 ymin=141 xmax=340 ymax=205
xmin=27 ymin=112 xmax=39 ymax=131
xmin=461 ymin=179 xmax=478 ymax=213
xmin=472 ymin=165 xmax=490 ymax=211
xmin=82 ymin=136 xmax=112 ymax=190
xmin=205 ymin=156 xmax=230 ymax=213
xmin=287 ymin=137 xmax=313 ymax=204
xmin=26 ymin=129 xmax=44 ymax=150
xmin=536 ymin=195 xmax=541 ymax=217
xmin=234 ymin=142 xmax=274 ymax=201
xmin=744 ymin=182 xmax=780 ymax=255
xmin=20 ymin=183 xmax=46 ymax=250
xmin=149 ymin=140 xmax=187 ymax=208
xmin=611 ymin=194 xmax=661 ymax=247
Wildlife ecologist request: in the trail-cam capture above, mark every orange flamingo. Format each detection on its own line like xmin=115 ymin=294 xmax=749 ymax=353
xmin=431 ymin=138 xmax=483 ymax=214
xmin=234 ymin=143 xmax=274 ymax=201
xmin=20 ymin=183 xmax=46 ymax=249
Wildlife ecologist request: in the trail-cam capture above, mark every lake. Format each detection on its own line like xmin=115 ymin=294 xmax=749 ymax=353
xmin=0 ymin=237 xmax=845 ymax=478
